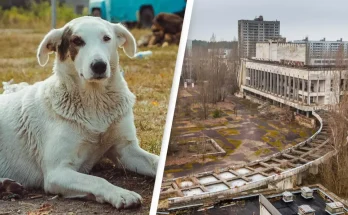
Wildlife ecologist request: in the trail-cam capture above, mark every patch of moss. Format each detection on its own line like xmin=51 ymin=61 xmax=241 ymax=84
xmin=188 ymin=145 xmax=197 ymax=153
xmin=254 ymin=148 xmax=271 ymax=156
xmin=185 ymin=126 xmax=204 ymax=133
xmin=214 ymin=139 xmax=225 ymax=147
xmin=262 ymin=132 xmax=284 ymax=151
xmin=229 ymin=139 xmax=242 ymax=148
xmin=218 ymin=128 xmax=240 ymax=136
xmin=258 ymin=125 xmax=266 ymax=130
xmin=299 ymin=130 xmax=308 ymax=138
xmin=262 ymin=136 xmax=271 ymax=143
xmin=165 ymin=168 xmax=184 ymax=174
xmin=269 ymin=139 xmax=283 ymax=150
xmin=206 ymin=155 xmax=219 ymax=161
xmin=267 ymin=130 xmax=280 ymax=138
xmin=183 ymin=162 xmax=193 ymax=169
xmin=220 ymin=139 xmax=242 ymax=155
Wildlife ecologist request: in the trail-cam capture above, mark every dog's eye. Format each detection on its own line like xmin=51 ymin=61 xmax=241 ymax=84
xmin=103 ymin=35 xmax=111 ymax=42
xmin=72 ymin=37 xmax=85 ymax=46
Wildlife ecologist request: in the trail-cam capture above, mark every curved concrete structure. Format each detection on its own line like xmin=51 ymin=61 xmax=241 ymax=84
xmin=160 ymin=111 xmax=332 ymax=209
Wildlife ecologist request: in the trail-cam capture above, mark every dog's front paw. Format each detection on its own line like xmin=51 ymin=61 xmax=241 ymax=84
xmin=150 ymin=155 xmax=160 ymax=177
xmin=107 ymin=188 xmax=142 ymax=209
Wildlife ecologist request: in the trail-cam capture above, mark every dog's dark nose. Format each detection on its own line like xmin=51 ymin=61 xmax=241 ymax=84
xmin=91 ymin=61 xmax=107 ymax=75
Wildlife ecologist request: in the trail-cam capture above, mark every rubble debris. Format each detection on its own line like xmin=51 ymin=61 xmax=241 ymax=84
xmin=134 ymin=50 xmax=153 ymax=59
xmin=259 ymin=103 xmax=293 ymax=122
xmin=138 ymin=13 xmax=183 ymax=47
xmin=27 ymin=203 xmax=53 ymax=215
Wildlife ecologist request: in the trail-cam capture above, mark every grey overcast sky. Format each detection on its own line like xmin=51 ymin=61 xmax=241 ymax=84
xmin=188 ymin=0 xmax=348 ymax=42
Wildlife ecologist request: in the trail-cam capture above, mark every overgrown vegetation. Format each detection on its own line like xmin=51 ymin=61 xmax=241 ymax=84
xmin=212 ymin=108 xmax=222 ymax=118
xmin=0 ymin=1 xmax=87 ymax=29
xmin=318 ymin=96 xmax=348 ymax=197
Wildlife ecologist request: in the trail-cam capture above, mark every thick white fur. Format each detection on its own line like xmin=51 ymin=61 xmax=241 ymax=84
xmin=0 ymin=16 xmax=159 ymax=209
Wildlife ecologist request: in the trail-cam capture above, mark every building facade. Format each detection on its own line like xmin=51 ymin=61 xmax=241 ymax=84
xmin=295 ymin=38 xmax=348 ymax=66
xmin=238 ymin=16 xmax=281 ymax=58
xmin=238 ymin=40 xmax=348 ymax=115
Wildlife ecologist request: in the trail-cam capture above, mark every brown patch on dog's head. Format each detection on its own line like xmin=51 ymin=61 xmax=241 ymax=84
xmin=69 ymin=41 xmax=79 ymax=61
xmin=57 ymin=27 xmax=84 ymax=62
xmin=58 ymin=27 xmax=72 ymax=61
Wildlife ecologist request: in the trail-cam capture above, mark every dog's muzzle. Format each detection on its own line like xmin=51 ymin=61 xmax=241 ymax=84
xmin=90 ymin=61 xmax=107 ymax=79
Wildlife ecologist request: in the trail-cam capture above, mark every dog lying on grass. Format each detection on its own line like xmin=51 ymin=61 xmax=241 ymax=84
xmin=0 ymin=16 xmax=159 ymax=209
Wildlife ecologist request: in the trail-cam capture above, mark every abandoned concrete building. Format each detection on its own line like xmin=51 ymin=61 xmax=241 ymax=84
xmin=238 ymin=40 xmax=348 ymax=116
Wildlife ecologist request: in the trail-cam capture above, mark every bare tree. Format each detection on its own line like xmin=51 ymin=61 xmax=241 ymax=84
xmin=319 ymin=98 xmax=348 ymax=196
xmin=191 ymin=34 xmax=241 ymax=119
xmin=192 ymin=44 xmax=210 ymax=119
xmin=331 ymin=44 xmax=346 ymax=106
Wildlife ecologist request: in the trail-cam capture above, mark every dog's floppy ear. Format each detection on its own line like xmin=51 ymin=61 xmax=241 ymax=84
xmin=37 ymin=28 xmax=65 ymax=66
xmin=112 ymin=23 xmax=136 ymax=58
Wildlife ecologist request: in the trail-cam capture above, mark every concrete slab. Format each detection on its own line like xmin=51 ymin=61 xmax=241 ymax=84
xmin=198 ymin=175 xmax=219 ymax=184
xmin=248 ymin=173 xmax=266 ymax=182
xmin=182 ymin=188 xmax=204 ymax=196
xmin=235 ymin=168 xmax=251 ymax=175
xmin=229 ymin=179 xmax=247 ymax=188
xmin=218 ymin=171 xmax=237 ymax=180
xmin=206 ymin=183 xmax=229 ymax=193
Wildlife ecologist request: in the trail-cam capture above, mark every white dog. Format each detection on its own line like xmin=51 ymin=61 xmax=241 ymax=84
xmin=0 ymin=16 xmax=159 ymax=209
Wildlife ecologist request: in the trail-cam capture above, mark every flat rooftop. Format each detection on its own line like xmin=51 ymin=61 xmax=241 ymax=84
xmin=270 ymin=192 xmax=327 ymax=215
xmin=163 ymin=189 xmax=348 ymax=215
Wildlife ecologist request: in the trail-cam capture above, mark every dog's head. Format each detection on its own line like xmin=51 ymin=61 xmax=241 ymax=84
xmin=37 ymin=16 xmax=136 ymax=82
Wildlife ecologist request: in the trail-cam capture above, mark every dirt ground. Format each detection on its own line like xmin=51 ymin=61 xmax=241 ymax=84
xmin=0 ymin=163 xmax=155 ymax=215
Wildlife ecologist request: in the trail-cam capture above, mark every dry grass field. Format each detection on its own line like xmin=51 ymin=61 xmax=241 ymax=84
xmin=0 ymin=14 xmax=178 ymax=215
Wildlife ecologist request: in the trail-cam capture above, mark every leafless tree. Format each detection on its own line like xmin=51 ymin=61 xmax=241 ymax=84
xmin=190 ymin=33 xmax=240 ymax=119
xmin=192 ymin=44 xmax=210 ymax=119
xmin=319 ymin=98 xmax=348 ymax=196
xmin=331 ymin=44 xmax=346 ymax=106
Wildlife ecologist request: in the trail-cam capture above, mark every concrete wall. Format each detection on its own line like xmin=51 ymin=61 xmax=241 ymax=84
xmin=277 ymin=43 xmax=306 ymax=62
xmin=255 ymin=43 xmax=306 ymax=63
xmin=260 ymin=205 xmax=273 ymax=215
xmin=256 ymin=43 xmax=270 ymax=60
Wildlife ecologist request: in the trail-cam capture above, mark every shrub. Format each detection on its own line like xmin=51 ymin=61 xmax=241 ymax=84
xmin=213 ymin=108 xmax=222 ymax=118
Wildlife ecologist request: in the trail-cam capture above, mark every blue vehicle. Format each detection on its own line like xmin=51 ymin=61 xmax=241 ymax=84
xmin=88 ymin=0 xmax=186 ymax=27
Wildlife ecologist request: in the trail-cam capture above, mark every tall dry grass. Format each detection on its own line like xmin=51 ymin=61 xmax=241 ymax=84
xmin=0 ymin=1 xmax=87 ymax=30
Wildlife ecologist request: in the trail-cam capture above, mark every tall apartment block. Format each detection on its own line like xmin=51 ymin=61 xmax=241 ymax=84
xmin=238 ymin=39 xmax=348 ymax=116
xmin=238 ymin=16 xmax=281 ymax=58
xmin=295 ymin=38 xmax=348 ymax=66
